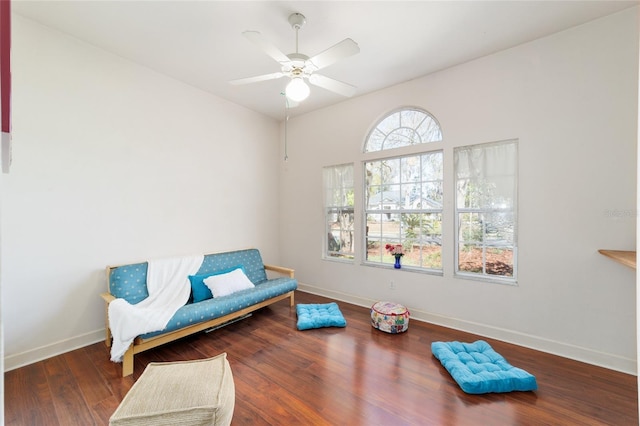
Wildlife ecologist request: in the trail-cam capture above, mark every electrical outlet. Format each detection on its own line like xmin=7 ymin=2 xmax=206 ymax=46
xmin=389 ymin=280 xmax=395 ymax=290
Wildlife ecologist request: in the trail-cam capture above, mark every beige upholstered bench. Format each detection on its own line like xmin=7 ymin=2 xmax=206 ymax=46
xmin=110 ymin=353 xmax=235 ymax=426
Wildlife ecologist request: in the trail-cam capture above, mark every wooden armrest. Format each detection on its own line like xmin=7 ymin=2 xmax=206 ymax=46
xmin=264 ymin=264 xmax=295 ymax=278
xmin=101 ymin=292 xmax=116 ymax=348
xmin=100 ymin=292 xmax=116 ymax=303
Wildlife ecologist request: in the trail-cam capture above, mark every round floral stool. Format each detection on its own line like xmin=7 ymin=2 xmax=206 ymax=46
xmin=371 ymin=301 xmax=410 ymax=334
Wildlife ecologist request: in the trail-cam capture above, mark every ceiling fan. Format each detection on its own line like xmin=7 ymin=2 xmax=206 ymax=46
xmin=229 ymin=13 xmax=360 ymax=103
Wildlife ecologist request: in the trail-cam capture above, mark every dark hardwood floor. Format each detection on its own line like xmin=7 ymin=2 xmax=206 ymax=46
xmin=5 ymin=291 xmax=638 ymax=425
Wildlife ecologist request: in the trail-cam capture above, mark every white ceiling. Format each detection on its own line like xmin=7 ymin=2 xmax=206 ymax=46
xmin=12 ymin=1 xmax=639 ymax=121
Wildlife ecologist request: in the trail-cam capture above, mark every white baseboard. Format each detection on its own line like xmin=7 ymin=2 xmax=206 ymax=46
xmin=4 ymin=329 xmax=104 ymax=372
xmin=297 ymin=283 xmax=637 ymax=375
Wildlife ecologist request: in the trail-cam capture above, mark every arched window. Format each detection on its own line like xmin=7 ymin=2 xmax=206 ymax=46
xmin=363 ymin=107 xmax=444 ymax=272
xmin=364 ymin=108 xmax=442 ymax=152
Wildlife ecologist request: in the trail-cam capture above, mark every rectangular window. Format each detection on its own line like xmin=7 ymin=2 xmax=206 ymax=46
xmin=323 ymin=164 xmax=355 ymax=260
xmin=455 ymin=140 xmax=518 ymax=282
xmin=364 ymin=151 xmax=443 ymax=271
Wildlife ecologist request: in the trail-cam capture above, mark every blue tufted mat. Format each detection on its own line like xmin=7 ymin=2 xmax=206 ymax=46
xmin=431 ymin=340 xmax=538 ymax=394
xmin=296 ymin=303 xmax=347 ymax=330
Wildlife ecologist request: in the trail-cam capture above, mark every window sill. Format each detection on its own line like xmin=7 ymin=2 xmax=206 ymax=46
xmin=361 ymin=261 xmax=444 ymax=276
xmin=454 ymin=272 xmax=517 ymax=286
xmin=322 ymin=256 xmax=354 ymax=265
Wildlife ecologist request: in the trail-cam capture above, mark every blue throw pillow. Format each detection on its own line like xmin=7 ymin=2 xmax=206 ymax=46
xmin=188 ymin=266 xmax=244 ymax=303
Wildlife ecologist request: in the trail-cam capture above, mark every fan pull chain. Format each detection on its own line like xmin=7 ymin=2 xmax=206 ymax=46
xmin=282 ymin=92 xmax=289 ymax=161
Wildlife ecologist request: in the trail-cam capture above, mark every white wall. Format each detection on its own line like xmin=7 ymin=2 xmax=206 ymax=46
xmin=1 ymin=16 xmax=281 ymax=370
xmin=280 ymin=8 xmax=638 ymax=373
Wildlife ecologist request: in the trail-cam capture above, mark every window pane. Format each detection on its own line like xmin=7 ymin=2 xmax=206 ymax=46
xmin=486 ymin=248 xmax=514 ymax=276
xmin=376 ymin=113 xmax=400 ymax=136
xmin=458 ymin=245 xmax=515 ymax=277
xmin=324 ymin=164 xmax=354 ymax=260
xmin=401 ymin=109 xmax=424 ymax=129
xmin=381 ymin=159 xmax=400 ymax=185
xmin=423 ymin=213 xmax=442 ymax=243
xmin=403 ymin=183 xmax=420 ymax=208
xmin=422 ymin=152 xmax=443 ymax=181
xmin=399 ymin=213 xmax=442 ymax=269
xmin=366 ymin=214 xmax=383 ymax=262
xmin=402 ymin=245 xmax=443 ymax=269
xmin=383 ymin=212 xmax=402 ymax=240
xmin=456 ymin=178 xmax=496 ymax=209
xmin=484 ymin=211 xmax=514 ymax=245
xmin=386 ymin=127 xmax=418 ymax=148
xmin=401 ymin=156 xmax=420 ymax=182
xmin=459 ymin=212 xmax=482 ymax=243
xmin=327 ymin=212 xmax=341 ymax=251
xmin=458 ymin=244 xmax=483 ymax=274
xmin=422 ymin=182 xmax=443 ymax=205
xmin=327 ymin=208 xmax=354 ymax=259
xmin=416 ymin=115 xmax=443 ymax=142
xmin=367 ymin=128 xmax=385 ymax=152
xmin=455 ymin=141 xmax=517 ymax=209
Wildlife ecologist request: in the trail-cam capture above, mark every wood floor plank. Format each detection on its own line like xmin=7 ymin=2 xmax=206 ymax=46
xmin=4 ymin=363 xmax=59 ymax=426
xmin=42 ymin=355 xmax=95 ymax=425
xmin=91 ymin=396 xmax=123 ymax=426
xmin=4 ymin=291 xmax=638 ymax=425
xmin=231 ymin=361 xmax=330 ymax=425
xmin=82 ymin=341 xmax=135 ymax=402
xmin=62 ymin=347 xmax=112 ymax=407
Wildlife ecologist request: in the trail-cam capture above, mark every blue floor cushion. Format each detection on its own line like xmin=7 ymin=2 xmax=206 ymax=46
xmin=296 ymin=302 xmax=347 ymax=330
xmin=431 ymin=340 xmax=538 ymax=394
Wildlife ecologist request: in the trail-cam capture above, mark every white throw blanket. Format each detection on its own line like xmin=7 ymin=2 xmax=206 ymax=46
xmin=108 ymin=254 xmax=204 ymax=362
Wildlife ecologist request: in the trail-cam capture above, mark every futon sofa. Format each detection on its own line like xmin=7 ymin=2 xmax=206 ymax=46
xmin=101 ymin=248 xmax=297 ymax=376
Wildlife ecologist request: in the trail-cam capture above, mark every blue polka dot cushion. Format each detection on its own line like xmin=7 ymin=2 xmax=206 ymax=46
xmin=431 ymin=340 xmax=537 ymax=394
xmin=296 ymin=302 xmax=346 ymax=330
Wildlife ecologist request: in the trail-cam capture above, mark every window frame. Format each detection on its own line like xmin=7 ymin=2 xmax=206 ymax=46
xmin=323 ymin=163 xmax=355 ymax=261
xmin=362 ymin=152 xmax=444 ymax=273
xmin=345 ymin=106 xmax=519 ymax=284
xmin=454 ymin=139 xmax=518 ymax=284
xmin=364 ymin=107 xmax=443 ymax=153
xmin=362 ymin=106 xmax=444 ymax=273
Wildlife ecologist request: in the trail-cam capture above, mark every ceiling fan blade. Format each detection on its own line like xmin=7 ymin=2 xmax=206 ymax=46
xmin=308 ymin=74 xmax=357 ymax=97
xmin=229 ymin=72 xmax=286 ymax=85
xmin=242 ymin=31 xmax=291 ymax=65
xmin=307 ymin=38 xmax=359 ymax=71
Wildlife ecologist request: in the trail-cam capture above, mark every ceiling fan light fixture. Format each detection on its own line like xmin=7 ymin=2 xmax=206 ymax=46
xmin=285 ymin=77 xmax=310 ymax=102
